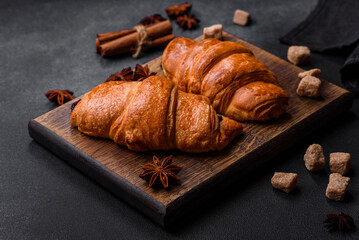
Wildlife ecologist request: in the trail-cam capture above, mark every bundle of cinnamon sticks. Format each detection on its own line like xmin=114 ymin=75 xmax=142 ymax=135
xmin=96 ymin=20 xmax=174 ymax=58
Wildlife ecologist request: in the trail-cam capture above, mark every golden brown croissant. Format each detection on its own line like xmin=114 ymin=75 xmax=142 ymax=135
xmin=71 ymin=76 xmax=242 ymax=152
xmin=162 ymin=37 xmax=289 ymax=121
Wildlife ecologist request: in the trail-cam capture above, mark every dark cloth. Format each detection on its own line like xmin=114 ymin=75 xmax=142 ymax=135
xmin=280 ymin=0 xmax=359 ymax=95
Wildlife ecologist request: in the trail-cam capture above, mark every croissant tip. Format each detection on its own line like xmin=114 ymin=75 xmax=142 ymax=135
xmin=216 ymin=116 xmax=243 ymax=150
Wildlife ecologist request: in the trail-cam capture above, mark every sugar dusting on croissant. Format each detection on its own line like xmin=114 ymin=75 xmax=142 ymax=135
xmin=162 ymin=37 xmax=289 ymax=121
xmin=71 ymin=76 xmax=242 ymax=152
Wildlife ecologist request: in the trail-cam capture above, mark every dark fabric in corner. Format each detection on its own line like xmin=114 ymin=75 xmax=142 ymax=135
xmin=280 ymin=0 xmax=359 ymax=94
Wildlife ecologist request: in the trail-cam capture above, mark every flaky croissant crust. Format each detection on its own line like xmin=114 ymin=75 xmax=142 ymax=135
xmin=162 ymin=37 xmax=289 ymax=121
xmin=71 ymin=76 xmax=242 ymax=152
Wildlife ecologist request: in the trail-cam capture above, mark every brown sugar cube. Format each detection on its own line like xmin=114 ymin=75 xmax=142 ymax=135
xmin=204 ymin=24 xmax=223 ymax=40
xmin=297 ymin=76 xmax=322 ymax=98
xmin=287 ymin=46 xmax=310 ymax=65
xmin=330 ymin=152 xmax=351 ymax=175
xmin=271 ymin=172 xmax=298 ymax=193
xmin=298 ymin=68 xmax=321 ymax=79
xmin=304 ymin=144 xmax=325 ymax=171
xmin=326 ymin=173 xmax=350 ymax=201
xmin=233 ymin=9 xmax=250 ymax=26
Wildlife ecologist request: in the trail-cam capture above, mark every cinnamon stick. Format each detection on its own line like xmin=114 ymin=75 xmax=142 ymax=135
xmin=150 ymin=34 xmax=175 ymax=48
xmin=99 ymin=20 xmax=172 ymax=57
xmin=96 ymin=29 xmax=136 ymax=52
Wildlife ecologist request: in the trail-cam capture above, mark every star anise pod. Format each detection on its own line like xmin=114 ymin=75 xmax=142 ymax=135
xmin=105 ymin=67 xmax=134 ymax=82
xmin=45 ymin=89 xmax=74 ymax=105
xmin=133 ymin=64 xmax=156 ymax=81
xmin=176 ymin=14 xmax=199 ymax=30
xmin=324 ymin=212 xmax=356 ymax=232
xmin=166 ymin=3 xmax=192 ymax=18
xmin=139 ymin=155 xmax=182 ymax=189
xmin=71 ymin=99 xmax=81 ymax=112
xmin=139 ymin=14 xmax=167 ymax=26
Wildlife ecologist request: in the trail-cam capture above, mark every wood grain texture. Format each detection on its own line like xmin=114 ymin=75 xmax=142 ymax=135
xmin=28 ymin=32 xmax=353 ymax=227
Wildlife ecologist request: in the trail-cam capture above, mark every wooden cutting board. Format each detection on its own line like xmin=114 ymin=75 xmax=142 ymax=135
xmin=28 ymin=32 xmax=353 ymax=227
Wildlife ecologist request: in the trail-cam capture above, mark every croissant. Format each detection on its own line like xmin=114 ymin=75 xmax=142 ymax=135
xmin=70 ymin=76 xmax=242 ymax=152
xmin=162 ymin=37 xmax=289 ymax=121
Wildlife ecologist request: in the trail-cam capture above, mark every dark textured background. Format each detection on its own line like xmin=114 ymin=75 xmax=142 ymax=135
xmin=1 ymin=0 xmax=358 ymax=239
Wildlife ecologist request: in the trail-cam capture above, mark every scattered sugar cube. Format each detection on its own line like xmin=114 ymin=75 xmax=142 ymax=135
xmin=304 ymin=144 xmax=325 ymax=171
xmin=330 ymin=152 xmax=351 ymax=175
xmin=233 ymin=9 xmax=250 ymax=26
xmin=204 ymin=24 xmax=223 ymax=40
xmin=297 ymin=76 xmax=322 ymax=98
xmin=326 ymin=173 xmax=350 ymax=201
xmin=288 ymin=46 xmax=310 ymax=65
xmin=298 ymin=68 xmax=321 ymax=79
xmin=271 ymin=172 xmax=298 ymax=193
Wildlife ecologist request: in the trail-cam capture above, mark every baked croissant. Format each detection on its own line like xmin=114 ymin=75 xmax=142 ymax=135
xmin=162 ymin=37 xmax=289 ymax=121
xmin=70 ymin=76 xmax=242 ymax=152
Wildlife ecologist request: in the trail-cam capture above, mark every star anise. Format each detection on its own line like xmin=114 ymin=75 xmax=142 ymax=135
xmin=139 ymin=14 xmax=167 ymax=26
xmin=139 ymin=155 xmax=182 ymax=189
xmin=176 ymin=14 xmax=199 ymax=30
xmin=166 ymin=3 xmax=192 ymax=18
xmin=71 ymin=99 xmax=81 ymax=112
xmin=105 ymin=67 xmax=134 ymax=82
xmin=324 ymin=212 xmax=356 ymax=232
xmin=45 ymin=89 xmax=74 ymax=105
xmin=133 ymin=64 xmax=156 ymax=81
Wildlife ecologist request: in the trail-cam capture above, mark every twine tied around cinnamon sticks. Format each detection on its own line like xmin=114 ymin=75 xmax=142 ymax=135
xmin=96 ymin=20 xmax=175 ymax=58
xmin=132 ymin=25 xmax=152 ymax=58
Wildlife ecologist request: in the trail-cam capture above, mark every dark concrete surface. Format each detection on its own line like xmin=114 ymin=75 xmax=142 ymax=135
xmin=1 ymin=0 xmax=358 ymax=239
